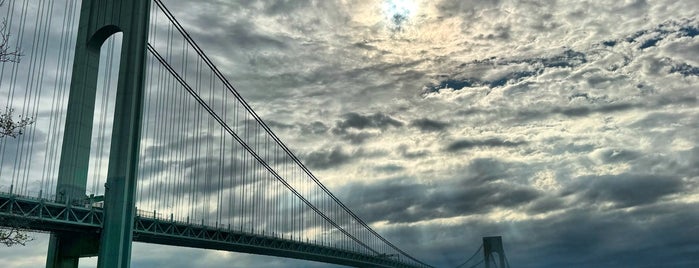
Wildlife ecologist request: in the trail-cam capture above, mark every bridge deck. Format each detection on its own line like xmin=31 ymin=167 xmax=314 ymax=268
xmin=0 ymin=192 xmax=420 ymax=268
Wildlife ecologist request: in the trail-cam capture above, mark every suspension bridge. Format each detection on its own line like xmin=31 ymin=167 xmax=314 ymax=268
xmin=0 ymin=1 xmax=510 ymax=267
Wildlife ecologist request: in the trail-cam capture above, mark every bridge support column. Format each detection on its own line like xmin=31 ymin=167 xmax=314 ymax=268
xmin=48 ymin=0 xmax=151 ymax=268
xmin=46 ymin=235 xmax=78 ymax=268
xmin=483 ymin=236 xmax=507 ymax=268
xmin=46 ymin=233 xmax=100 ymax=268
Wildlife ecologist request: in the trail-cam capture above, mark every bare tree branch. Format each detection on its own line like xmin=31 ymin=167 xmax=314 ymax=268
xmin=0 ymin=19 xmax=21 ymax=62
xmin=0 ymin=107 xmax=34 ymax=138
xmin=0 ymin=1 xmax=21 ymax=63
xmin=0 ymin=0 xmax=32 ymax=247
xmin=0 ymin=216 xmax=34 ymax=247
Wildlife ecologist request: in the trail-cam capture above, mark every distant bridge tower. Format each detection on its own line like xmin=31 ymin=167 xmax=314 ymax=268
xmin=45 ymin=0 xmax=151 ymax=268
xmin=483 ymin=236 xmax=508 ymax=268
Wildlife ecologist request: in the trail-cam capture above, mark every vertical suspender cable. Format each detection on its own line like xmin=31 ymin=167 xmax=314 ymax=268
xmin=0 ymin=0 xmax=23 ymax=184
xmin=7 ymin=0 xmax=30 ymax=193
xmin=147 ymin=44 xmax=382 ymax=255
xmin=42 ymin=0 xmax=78 ymax=197
xmin=24 ymin=0 xmax=55 ymax=195
xmin=151 ymin=1 xmax=430 ymax=265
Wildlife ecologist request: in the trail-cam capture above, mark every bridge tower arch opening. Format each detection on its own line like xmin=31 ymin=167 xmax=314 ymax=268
xmin=483 ymin=236 xmax=508 ymax=268
xmin=47 ymin=1 xmax=151 ymax=268
xmin=84 ymin=31 xmax=123 ymax=199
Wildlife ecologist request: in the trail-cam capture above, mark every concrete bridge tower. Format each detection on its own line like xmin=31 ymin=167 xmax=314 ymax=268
xmin=483 ymin=236 xmax=508 ymax=268
xmin=46 ymin=1 xmax=151 ymax=267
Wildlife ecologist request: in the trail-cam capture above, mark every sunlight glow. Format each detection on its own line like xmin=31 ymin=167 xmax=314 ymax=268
xmin=382 ymin=0 xmax=418 ymax=29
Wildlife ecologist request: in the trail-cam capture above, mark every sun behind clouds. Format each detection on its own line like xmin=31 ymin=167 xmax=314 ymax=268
xmin=382 ymin=0 xmax=418 ymax=30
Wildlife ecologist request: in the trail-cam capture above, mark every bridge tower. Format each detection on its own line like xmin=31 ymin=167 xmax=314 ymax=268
xmin=46 ymin=1 xmax=151 ymax=267
xmin=483 ymin=236 xmax=508 ymax=268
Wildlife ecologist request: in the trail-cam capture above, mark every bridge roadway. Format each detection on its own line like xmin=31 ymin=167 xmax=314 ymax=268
xmin=0 ymin=192 xmax=424 ymax=268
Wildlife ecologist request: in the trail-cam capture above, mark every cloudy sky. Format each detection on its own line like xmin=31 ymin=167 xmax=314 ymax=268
xmin=2 ymin=0 xmax=699 ymax=267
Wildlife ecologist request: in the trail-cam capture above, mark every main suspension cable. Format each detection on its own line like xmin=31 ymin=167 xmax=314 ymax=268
xmin=150 ymin=0 xmax=430 ymax=266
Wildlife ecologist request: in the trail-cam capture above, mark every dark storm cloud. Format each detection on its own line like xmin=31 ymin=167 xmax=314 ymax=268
xmin=446 ymin=138 xmax=527 ymax=152
xmin=137 ymin=153 xmax=256 ymax=198
xmin=478 ymin=25 xmax=512 ymax=40
xmin=373 ymin=164 xmax=405 ymax=174
xmin=259 ymin=0 xmax=312 ymax=15
xmin=344 ymin=158 xmax=541 ymax=224
xmin=265 ymin=120 xmax=295 ymax=131
xmin=137 ymin=158 xmax=168 ymax=180
xmin=303 ymin=146 xmax=352 ymax=170
xmin=335 ymin=112 xmax=403 ymax=130
xmin=0 ymin=128 xmax=47 ymax=168
xmin=426 ymin=18 xmax=698 ymax=98
xmin=641 ymin=57 xmax=699 ymax=78
xmin=397 ymin=144 xmax=429 ymax=159
xmin=331 ymin=112 xmax=403 ymax=144
xmin=524 ymin=196 xmax=565 ymax=214
xmin=380 ymin=202 xmax=699 ymax=268
xmin=434 ymin=0 xmax=502 ymax=19
xmin=629 ymin=111 xmax=693 ymax=129
xmin=548 ymin=140 xmax=597 ymax=155
xmin=516 ymin=203 xmax=699 ymax=268
xmin=511 ymin=94 xmax=696 ymax=123
xmin=593 ymin=18 xmax=699 ymax=74
xmin=456 ymin=107 xmax=493 ymax=117
xmin=565 ymin=174 xmax=685 ymax=208
xmin=681 ymin=147 xmax=699 ymax=175
xmin=238 ymin=56 xmax=427 ymax=97
xmin=669 ymin=62 xmax=699 ymax=77
xmin=182 ymin=14 xmax=288 ymax=51
xmin=299 ymin=121 xmax=328 ymax=135
xmin=551 ymin=103 xmax=637 ymax=118
xmin=346 ymin=176 xmax=541 ymax=224
xmin=410 ymin=118 xmax=450 ymax=132
xmin=142 ymin=133 xmax=217 ymax=157
xmin=339 ymin=131 xmax=374 ymax=144
xmin=617 ymin=18 xmax=699 ymax=49
xmin=136 ymin=121 xmax=298 ymax=202
xmin=352 ymin=41 xmax=383 ymax=52
xmin=424 ymin=49 xmax=587 ymax=93
xmin=226 ymin=23 xmax=287 ymax=49
xmin=595 ymin=148 xmax=642 ymax=163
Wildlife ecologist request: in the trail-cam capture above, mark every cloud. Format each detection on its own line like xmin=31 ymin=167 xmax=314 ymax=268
xmin=670 ymin=62 xmax=699 ymax=76
xmin=302 ymin=146 xmax=352 ymax=170
xmin=410 ymin=118 xmax=450 ymax=132
xmin=346 ymin=177 xmax=542 ymax=224
xmin=259 ymin=0 xmax=312 ymax=15
xmin=566 ymin=174 xmax=686 ymax=208
xmin=510 ymin=102 xmax=639 ymax=122
xmin=423 ymin=49 xmax=588 ymax=94
xmin=593 ymin=148 xmax=642 ymax=163
xmin=446 ymin=138 xmax=527 ymax=152
xmin=264 ymin=120 xmax=296 ymax=131
xmin=344 ymin=158 xmax=542 ymax=224
xmin=395 ymin=144 xmax=430 ymax=159
xmin=2 ymin=0 xmax=699 ymax=267
xmin=299 ymin=121 xmax=328 ymax=135
xmin=331 ymin=112 xmax=403 ymax=143
xmin=373 ymin=163 xmax=405 ymax=174
xmin=334 ymin=112 xmax=403 ymax=131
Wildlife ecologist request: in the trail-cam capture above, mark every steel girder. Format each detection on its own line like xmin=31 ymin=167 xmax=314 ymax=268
xmin=0 ymin=193 xmax=102 ymax=232
xmin=0 ymin=193 xmax=425 ymax=268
